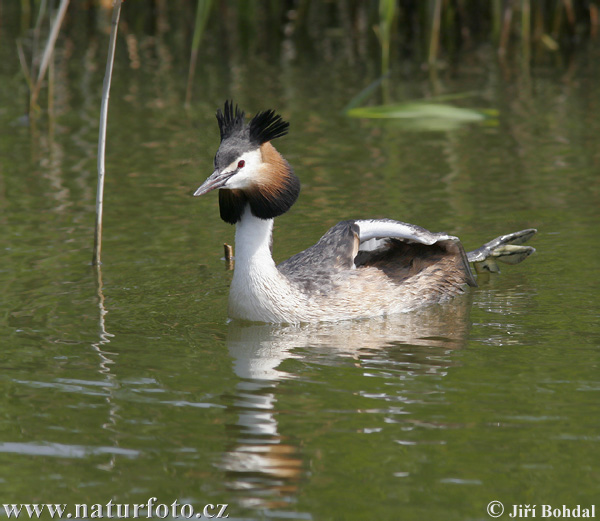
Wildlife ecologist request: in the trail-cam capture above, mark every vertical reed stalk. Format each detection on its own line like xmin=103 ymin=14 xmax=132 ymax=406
xmin=224 ymin=243 xmax=234 ymax=271
xmin=591 ymin=4 xmax=599 ymax=39
xmin=551 ymin=1 xmax=563 ymax=37
xmin=428 ymin=0 xmax=442 ymax=66
xmin=377 ymin=0 xmax=396 ymax=102
xmin=48 ymin=35 xmax=55 ymax=139
xmin=20 ymin=0 xmax=32 ymax=32
xmin=16 ymin=40 xmax=33 ymax=90
xmin=378 ymin=0 xmax=396 ymax=76
xmin=562 ymin=0 xmax=575 ymax=28
xmin=499 ymin=0 xmax=514 ymax=55
xmin=492 ymin=0 xmax=503 ymax=42
xmin=93 ymin=0 xmax=123 ymax=266
xmin=30 ymin=0 xmax=69 ymax=109
xmin=31 ymin=0 xmax=49 ymax=80
xmin=521 ymin=0 xmax=531 ymax=65
xmin=185 ymin=0 xmax=213 ymax=106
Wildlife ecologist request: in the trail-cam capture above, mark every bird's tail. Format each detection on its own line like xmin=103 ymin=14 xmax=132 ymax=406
xmin=467 ymin=229 xmax=537 ymax=273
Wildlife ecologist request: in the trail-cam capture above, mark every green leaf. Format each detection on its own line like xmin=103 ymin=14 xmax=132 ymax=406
xmin=346 ymin=103 xmax=491 ymax=122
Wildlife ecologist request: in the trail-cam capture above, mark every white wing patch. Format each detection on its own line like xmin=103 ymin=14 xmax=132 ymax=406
xmin=356 ymin=219 xmax=457 ymax=247
xmin=358 ymin=237 xmax=389 ymax=253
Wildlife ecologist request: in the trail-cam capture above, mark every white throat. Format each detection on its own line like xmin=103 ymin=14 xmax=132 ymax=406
xmin=228 ymin=206 xmax=301 ymax=322
xmin=233 ymin=206 xmax=275 ymax=268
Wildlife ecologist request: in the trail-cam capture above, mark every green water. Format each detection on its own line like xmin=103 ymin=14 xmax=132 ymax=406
xmin=1 ymin=15 xmax=599 ymax=521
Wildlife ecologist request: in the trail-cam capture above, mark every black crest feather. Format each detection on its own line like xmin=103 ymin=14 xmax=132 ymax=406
xmin=216 ymin=100 xmax=246 ymax=142
xmin=248 ymin=109 xmax=289 ymax=146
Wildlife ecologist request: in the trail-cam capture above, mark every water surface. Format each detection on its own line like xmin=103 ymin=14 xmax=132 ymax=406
xmin=1 ymin=16 xmax=599 ymax=521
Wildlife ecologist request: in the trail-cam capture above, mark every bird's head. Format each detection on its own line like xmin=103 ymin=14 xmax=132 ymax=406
xmin=194 ymin=101 xmax=300 ymax=224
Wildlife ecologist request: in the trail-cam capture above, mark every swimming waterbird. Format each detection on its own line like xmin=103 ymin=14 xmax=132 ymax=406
xmin=194 ymin=101 xmax=536 ymax=323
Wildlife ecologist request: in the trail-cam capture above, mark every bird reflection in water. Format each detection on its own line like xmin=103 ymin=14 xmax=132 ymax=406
xmin=218 ymin=294 xmax=471 ymax=512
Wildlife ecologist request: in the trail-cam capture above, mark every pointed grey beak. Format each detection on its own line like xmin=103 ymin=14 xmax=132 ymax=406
xmin=193 ymin=170 xmax=230 ymax=196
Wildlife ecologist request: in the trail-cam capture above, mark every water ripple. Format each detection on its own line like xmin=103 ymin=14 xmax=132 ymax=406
xmin=0 ymin=442 xmax=140 ymax=459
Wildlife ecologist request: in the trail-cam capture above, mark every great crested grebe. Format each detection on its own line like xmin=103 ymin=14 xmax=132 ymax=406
xmin=194 ymin=101 xmax=536 ymax=323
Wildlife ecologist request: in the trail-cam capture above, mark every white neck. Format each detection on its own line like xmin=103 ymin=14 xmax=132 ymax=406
xmin=228 ymin=206 xmax=301 ymax=322
xmin=233 ymin=207 xmax=276 ymax=269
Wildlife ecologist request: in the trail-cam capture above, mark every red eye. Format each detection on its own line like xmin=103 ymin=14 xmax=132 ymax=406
xmin=237 ymin=160 xmax=245 ymax=169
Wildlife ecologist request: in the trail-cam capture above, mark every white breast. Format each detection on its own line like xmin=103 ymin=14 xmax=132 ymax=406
xmin=228 ymin=208 xmax=308 ymax=322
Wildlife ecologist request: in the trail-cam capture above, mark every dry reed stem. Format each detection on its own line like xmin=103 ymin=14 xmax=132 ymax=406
xmin=30 ymin=0 xmax=70 ymax=108
xmin=93 ymin=0 xmax=123 ymax=266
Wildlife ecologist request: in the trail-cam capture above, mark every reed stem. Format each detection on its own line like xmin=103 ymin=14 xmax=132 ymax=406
xmin=224 ymin=243 xmax=234 ymax=270
xmin=185 ymin=0 xmax=213 ymax=106
xmin=521 ymin=0 xmax=531 ymax=65
xmin=499 ymin=0 xmax=514 ymax=56
xmin=30 ymin=0 xmax=69 ymax=110
xmin=93 ymin=0 xmax=123 ymax=266
xmin=428 ymin=0 xmax=442 ymax=66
